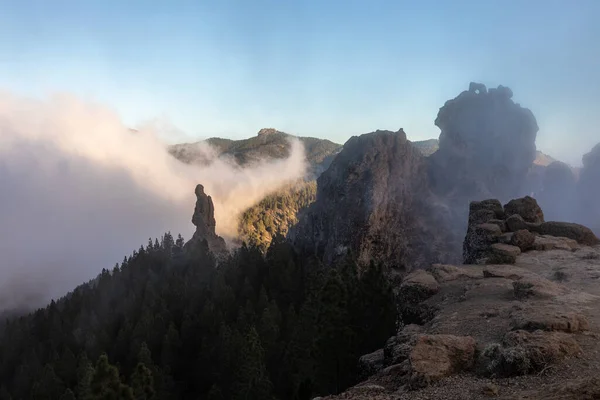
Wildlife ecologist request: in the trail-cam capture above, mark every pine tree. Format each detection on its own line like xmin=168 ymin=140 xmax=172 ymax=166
xmin=232 ymin=326 xmax=273 ymax=400
xmin=76 ymin=353 xmax=94 ymax=400
xmin=131 ymin=362 xmax=155 ymax=400
xmin=89 ymin=354 xmax=134 ymax=400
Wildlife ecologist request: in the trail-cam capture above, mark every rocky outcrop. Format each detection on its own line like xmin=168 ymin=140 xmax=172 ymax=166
xmin=185 ymin=184 xmax=228 ymax=258
xmin=429 ymin=83 xmax=539 ymax=204
xmin=463 ymin=196 xmax=599 ymax=264
xmin=289 ymin=129 xmax=458 ymax=271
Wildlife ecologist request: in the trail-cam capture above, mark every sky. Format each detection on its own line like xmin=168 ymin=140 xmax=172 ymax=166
xmin=0 ymin=0 xmax=599 ymax=165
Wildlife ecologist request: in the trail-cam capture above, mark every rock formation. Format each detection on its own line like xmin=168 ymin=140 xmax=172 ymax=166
xmin=289 ymin=129 xmax=459 ymax=272
xmin=578 ymin=143 xmax=600 ymax=234
xmin=428 ymin=82 xmax=539 ymax=204
xmin=463 ymin=195 xmax=599 ymax=264
xmin=185 ymin=184 xmax=228 ymax=258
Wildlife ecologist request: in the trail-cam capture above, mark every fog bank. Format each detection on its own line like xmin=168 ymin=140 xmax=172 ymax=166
xmin=0 ymin=92 xmax=307 ymax=311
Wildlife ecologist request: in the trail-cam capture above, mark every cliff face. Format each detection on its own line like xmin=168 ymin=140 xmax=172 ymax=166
xmin=290 ymin=129 xmax=458 ymax=271
xmin=184 ymin=184 xmax=228 ymax=258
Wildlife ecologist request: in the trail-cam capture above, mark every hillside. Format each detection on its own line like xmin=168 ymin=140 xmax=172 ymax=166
xmin=237 ymin=180 xmax=317 ymax=252
xmin=169 ymin=128 xmax=342 ymax=178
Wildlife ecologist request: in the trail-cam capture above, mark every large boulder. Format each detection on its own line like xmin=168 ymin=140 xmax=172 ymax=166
xmin=289 ymin=129 xmax=458 ymax=271
xmin=504 ymin=196 xmax=544 ymax=223
xmin=535 ymin=221 xmax=600 ymax=246
xmin=409 ymin=334 xmax=477 ymax=386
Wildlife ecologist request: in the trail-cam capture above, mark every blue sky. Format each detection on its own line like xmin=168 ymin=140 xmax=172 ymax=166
xmin=0 ymin=0 xmax=599 ymax=165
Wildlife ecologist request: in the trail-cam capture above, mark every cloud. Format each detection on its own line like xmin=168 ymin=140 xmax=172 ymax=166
xmin=0 ymin=91 xmax=307 ymax=311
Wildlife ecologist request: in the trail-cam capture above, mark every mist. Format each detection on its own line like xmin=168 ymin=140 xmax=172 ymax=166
xmin=0 ymin=92 xmax=307 ymax=311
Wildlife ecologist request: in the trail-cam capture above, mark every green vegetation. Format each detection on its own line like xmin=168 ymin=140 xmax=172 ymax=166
xmin=238 ymin=180 xmax=317 ymax=253
xmin=0 ymin=233 xmax=396 ymax=400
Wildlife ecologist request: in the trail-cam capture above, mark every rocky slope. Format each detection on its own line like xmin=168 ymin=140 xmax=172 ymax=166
xmin=321 ymin=197 xmax=600 ymax=400
xmin=289 ymin=129 xmax=458 ymax=272
xmin=169 ymin=128 xmax=342 ymax=178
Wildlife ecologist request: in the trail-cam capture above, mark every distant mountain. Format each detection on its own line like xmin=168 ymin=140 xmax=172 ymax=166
xmin=169 ymin=128 xmax=342 ymax=178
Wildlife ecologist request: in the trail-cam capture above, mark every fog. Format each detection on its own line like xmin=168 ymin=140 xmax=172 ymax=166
xmin=0 ymin=92 xmax=307 ymax=311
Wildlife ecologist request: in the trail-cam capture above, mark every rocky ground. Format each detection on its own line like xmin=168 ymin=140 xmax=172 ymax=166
xmin=319 ymin=199 xmax=600 ymax=400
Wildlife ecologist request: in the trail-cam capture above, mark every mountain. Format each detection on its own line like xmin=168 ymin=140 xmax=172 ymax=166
xmin=169 ymin=128 xmax=342 ymax=178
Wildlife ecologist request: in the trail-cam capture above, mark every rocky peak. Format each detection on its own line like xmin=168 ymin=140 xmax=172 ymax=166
xmin=257 ymin=128 xmax=281 ymax=136
xmin=289 ymin=128 xmax=458 ymax=271
xmin=186 ymin=184 xmax=227 ymax=258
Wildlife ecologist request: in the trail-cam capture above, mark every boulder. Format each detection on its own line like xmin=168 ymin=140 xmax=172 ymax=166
xmin=504 ymin=196 xmax=544 ymax=223
xmin=506 ymin=214 xmax=531 ymax=232
xmin=536 ymin=221 xmax=600 ymax=246
xmin=469 ymin=199 xmax=505 ymax=220
xmin=398 ymin=270 xmax=440 ymax=325
xmin=511 ymin=308 xmax=590 ymax=333
xmin=510 ymin=229 xmax=536 ymax=251
xmin=399 ymin=270 xmax=440 ymax=300
xmin=358 ymin=349 xmax=384 ymax=380
xmin=533 ymin=235 xmax=579 ymax=251
xmin=513 ymin=275 xmax=566 ymax=299
xmin=409 ymin=334 xmax=476 ymax=385
xmin=489 ymin=243 xmax=521 ymax=264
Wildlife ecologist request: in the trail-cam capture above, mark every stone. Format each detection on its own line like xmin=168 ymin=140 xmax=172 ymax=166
xmin=536 ymin=221 xmax=600 ymax=246
xmin=489 ymin=243 xmax=521 ymax=264
xmin=408 ymin=334 xmax=476 ymax=385
xmin=533 ymin=235 xmax=579 ymax=251
xmin=469 ymin=199 xmax=505 ymax=219
xmin=504 ymin=196 xmax=545 ymax=223
xmin=511 ymin=308 xmax=590 ymax=333
xmin=513 ymin=275 xmax=566 ymax=299
xmin=510 ymin=229 xmax=536 ymax=251
xmin=498 ymin=232 xmax=514 ymax=244
xmin=506 ymin=214 xmax=531 ymax=232
xmin=358 ymin=349 xmax=384 ymax=380
xmin=399 ymin=270 xmax=440 ymax=300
